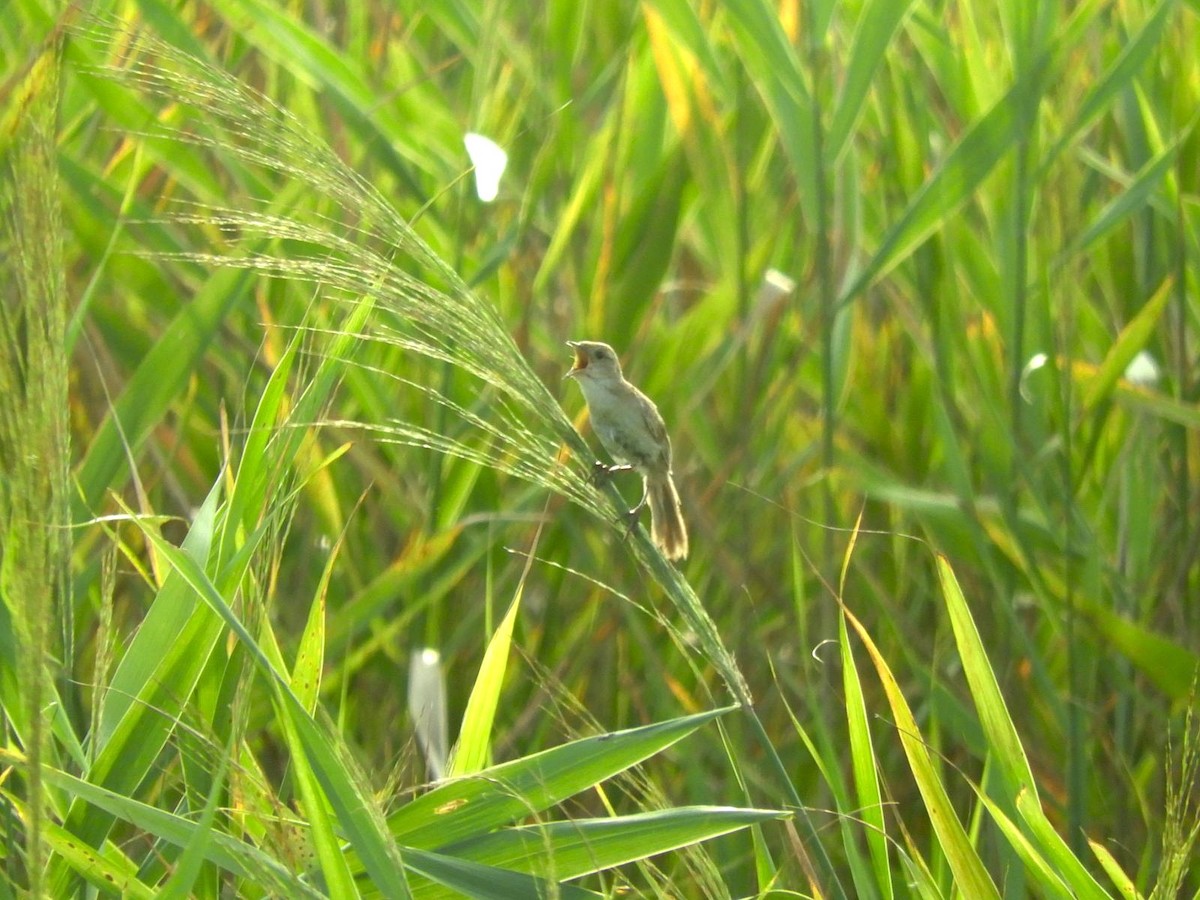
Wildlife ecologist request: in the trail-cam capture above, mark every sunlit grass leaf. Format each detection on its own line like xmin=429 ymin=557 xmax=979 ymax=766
xmin=448 ymin=587 xmax=522 ymax=777
xmin=398 ymin=847 xmax=600 ymax=899
xmin=1081 ymin=278 xmax=1172 ymax=412
xmin=829 ymin=0 xmax=916 ymax=162
xmin=72 ymin=267 xmax=254 ymax=519
xmin=935 ymin=556 xmax=1036 ymax=799
xmin=1014 ymin=789 xmax=1111 ymax=900
xmin=976 ymin=794 xmax=1074 ymax=898
xmin=936 ymin=557 xmax=1112 ymax=899
xmin=1066 ymin=127 xmax=1191 ymax=261
xmin=49 ymin=480 xmax=232 ymax=895
xmin=1088 ymin=840 xmax=1144 ymax=900
xmin=118 ymin=497 xmax=411 ymax=897
xmin=1 ymin=748 xmax=324 ymax=898
xmin=389 ymin=708 xmax=735 ymax=849
xmin=839 ymin=614 xmax=892 ymax=898
xmin=223 ymin=336 xmax=300 ymax=541
xmin=841 ymin=603 xmax=1002 ymax=900
xmin=292 ymin=557 xmax=329 ymax=715
xmin=443 ymin=807 xmax=788 ymax=880
xmin=642 ymin=0 xmax=727 ymax=96
xmin=4 ymin=793 xmax=156 ymax=900
xmin=1042 ymin=0 xmax=1177 ymax=169
xmin=838 ymin=54 xmax=1052 ymax=305
xmin=96 ymin=470 xmax=220 ymax=743
xmin=0 ymin=41 xmax=59 ymax=154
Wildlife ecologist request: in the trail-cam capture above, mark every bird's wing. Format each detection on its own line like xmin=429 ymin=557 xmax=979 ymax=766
xmin=635 ymin=389 xmax=672 ymax=468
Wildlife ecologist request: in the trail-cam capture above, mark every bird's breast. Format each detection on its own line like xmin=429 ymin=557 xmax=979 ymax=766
xmin=580 ymin=381 xmax=669 ymax=472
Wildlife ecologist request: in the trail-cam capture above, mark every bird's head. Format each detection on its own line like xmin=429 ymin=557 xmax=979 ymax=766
xmin=565 ymin=341 xmax=623 ymax=382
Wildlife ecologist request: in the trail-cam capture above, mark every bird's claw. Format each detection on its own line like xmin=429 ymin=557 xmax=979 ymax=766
xmin=620 ymin=506 xmax=642 ymax=538
xmin=590 ymin=460 xmax=632 ymax=486
xmin=588 ymin=461 xmax=644 ymax=537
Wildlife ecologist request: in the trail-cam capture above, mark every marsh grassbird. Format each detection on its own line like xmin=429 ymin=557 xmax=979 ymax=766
xmin=564 ymin=340 xmax=688 ymax=561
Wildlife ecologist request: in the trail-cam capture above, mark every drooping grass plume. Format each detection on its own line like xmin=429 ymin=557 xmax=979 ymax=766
xmin=0 ymin=35 xmax=71 ymax=897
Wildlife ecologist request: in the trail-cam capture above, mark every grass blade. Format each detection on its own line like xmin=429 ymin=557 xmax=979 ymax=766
xmin=838 ymin=55 xmax=1051 ymax=305
xmin=1081 ymin=278 xmax=1172 ymax=412
xmin=389 ymin=708 xmax=734 ymax=849
xmin=448 ymin=587 xmax=523 ymax=777
xmin=829 ymin=0 xmax=916 ymax=162
xmin=842 ymin=602 xmax=1002 ymax=900
xmin=444 ymin=807 xmax=788 ymax=879
xmin=935 ymin=556 xmax=1037 ymax=800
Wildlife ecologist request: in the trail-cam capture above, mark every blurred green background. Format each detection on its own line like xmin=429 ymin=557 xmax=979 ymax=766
xmin=3 ymin=0 xmax=1199 ymax=896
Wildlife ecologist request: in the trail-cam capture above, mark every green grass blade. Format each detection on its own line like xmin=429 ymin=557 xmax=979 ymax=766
xmin=119 ymin=499 xmax=413 ymax=898
xmin=829 ymin=0 xmax=916 ymax=162
xmin=1078 ymin=599 xmax=1198 ymax=700
xmin=977 ymin=794 xmax=1074 ymax=899
xmin=2 ymin=793 xmax=156 ymax=900
xmin=222 ymin=339 xmax=298 ymax=541
xmin=1088 ymin=840 xmax=1144 ymax=900
xmin=642 ymin=0 xmax=727 ymax=93
xmin=1112 ymin=379 xmax=1200 ymax=429
xmin=444 ymin=807 xmax=787 ymax=879
xmin=62 ymin=28 xmax=224 ymax=197
xmin=842 ymin=603 xmax=1002 ymax=900
xmin=1042 ymin=0 xmax=1177 ymax=169
xmin=130 ymin=0 xmax=211 ymax=57
xmin=389 ymin=708 xmax=735 ymax=848
xmin=839 ymin=613 xmax=892 ymax=898
xmin=206 ymin=0 xmax=428 ymax=198
xmin=292 ymin=557 xmax=330 ymax=715
xmin=96 ymin=457 xmax=223 ymax=743
xmin=277 ymin=700 xmax=363 ymax=899
xmin=935 ymin=556 xmax=1037 ymax=799
xmin=936 ymin=557 xmax=1113 ymax=897
xmin=838 ymin=57 xmax=1050 ymax=305
xmin=155 ymin=737 xmax=233 ymax=900
xmin=1065 ymin=127 xmax=1191 ymax=261
xmin=3 ymin=749 xmax=324 ymax=897
xmin=51 ymin=480 xmax=234 ymax=890
xmin=1081 ymin=278 xmax=1172 ymax=412
xmin=718 ymin=0 xmax=818 ymax=212
xmin=718 ymin=0 xmax=810 ymax=107
xmin=400 ymin=847 xmax=600 ymax=899
xmin=1014 ymin=789 xmax=1112 ymax=900
xmin=72 ymin=267 xmax=255 ymax=520
xmin=447 ymin=586 xmax=523 ymax=777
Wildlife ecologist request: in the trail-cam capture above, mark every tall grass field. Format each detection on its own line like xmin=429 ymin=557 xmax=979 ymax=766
xmin=2 ymin=0 xmax=1198 ymax=896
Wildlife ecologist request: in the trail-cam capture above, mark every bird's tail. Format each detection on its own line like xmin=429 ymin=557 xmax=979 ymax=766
xmin=648 ymin=474 xmax=688 ymax=561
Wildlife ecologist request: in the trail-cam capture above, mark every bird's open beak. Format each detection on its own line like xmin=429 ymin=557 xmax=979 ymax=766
xmin=564 ymin=341 xmax=587 ymax=379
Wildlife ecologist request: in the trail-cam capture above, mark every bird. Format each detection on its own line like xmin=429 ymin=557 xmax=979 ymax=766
xmin=564 ymin=340 xmax=688 ymax=561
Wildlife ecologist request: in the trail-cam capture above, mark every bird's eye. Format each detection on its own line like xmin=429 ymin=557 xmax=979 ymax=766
xmin=595 ymin=350 xmax=607 ymax=360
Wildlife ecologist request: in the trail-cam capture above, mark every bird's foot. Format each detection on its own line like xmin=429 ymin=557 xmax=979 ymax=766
xmin=620 ymin=491 xmax=649 ymax=538
xmin=620 ymin=505 xmax=643 ymax=538
xmin=590 ymin=461 xmax=632 ymax=486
